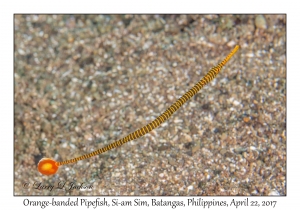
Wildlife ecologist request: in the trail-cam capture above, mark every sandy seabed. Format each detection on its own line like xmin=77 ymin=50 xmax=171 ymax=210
xmin=14 ymin=14 xmax=286 ymax=195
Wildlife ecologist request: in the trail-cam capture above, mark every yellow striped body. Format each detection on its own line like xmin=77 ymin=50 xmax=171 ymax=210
xmin=57 ymin=45 xmax=239 ymax=166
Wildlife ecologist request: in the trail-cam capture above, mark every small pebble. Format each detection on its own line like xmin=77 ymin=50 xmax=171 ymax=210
xmin=243 ymin=117 xmax=250 ymax=123
xmin=255 ymin=15 xmax=267 ymax=29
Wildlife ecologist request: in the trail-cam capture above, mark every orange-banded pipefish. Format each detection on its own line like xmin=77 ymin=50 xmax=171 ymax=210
xmin=38 ymin=45 xmax=239 ymax=175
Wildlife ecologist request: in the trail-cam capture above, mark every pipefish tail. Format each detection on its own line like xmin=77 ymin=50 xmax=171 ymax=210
xmin=38 ymin=45 xmax=240 ymax=175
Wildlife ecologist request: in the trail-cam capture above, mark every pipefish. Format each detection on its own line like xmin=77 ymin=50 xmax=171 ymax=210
xmin=38 ymin=45 xmax=239 ymax=175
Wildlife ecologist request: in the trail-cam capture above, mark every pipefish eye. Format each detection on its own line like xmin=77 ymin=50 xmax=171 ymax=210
xmin=38 ymin=45 xmax=240 ymax=175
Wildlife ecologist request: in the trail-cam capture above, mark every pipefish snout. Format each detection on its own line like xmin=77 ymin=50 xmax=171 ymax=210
xmin=38 ymin=45 xmax=240 ymax=175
